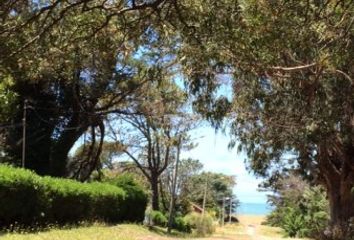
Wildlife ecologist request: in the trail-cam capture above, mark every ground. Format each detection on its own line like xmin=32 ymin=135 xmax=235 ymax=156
xmin=1 ymin=215 xmax=310 ymax=240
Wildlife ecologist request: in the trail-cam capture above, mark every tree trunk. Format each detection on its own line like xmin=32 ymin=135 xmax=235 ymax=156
xmin=328 ymin=179 xmax=354 ymax=226
xmin=151 ymin=174 xmax=160 ymax=211
xmin=159 ymin=180 xmax=169 ymax=211
xmin=325 ymin=162 xmax=354 ymax=239
xmin=50 ymin=125 xmax=87 ymax=177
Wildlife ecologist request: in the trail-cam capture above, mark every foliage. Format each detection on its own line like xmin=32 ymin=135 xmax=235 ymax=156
xmin=0 ymin=165 xmax=147 ymax=229
xmin=0 ymin=0 xmax=178 ymax=178
xmin=104 ymin=173 xmax=148 ymax=222
xmin=159 ymin=159 xmax=238 ymax=219
xmin=171 ymin=216 xmax=192 ymax=233
xmin=115 ymin=76 xmax=195 ymax=210
xmin=159 ymin=158 xmax=203 ymax=213
xmin=173 ymin=0 xmax=354 ymax=234
xmin=146 ymin=210 xmax=168 ymax=227
xmin=184 ymin=213 xmax=215 ymax=236
xmin=187 ymin=172 xmax=236 ymax=214
xmin=0 ymin=77 xmax=17 ymax=123
xmin=69 ymin=141 xmax=125 ymax=179
xmin=1 ymin=0 xmax=352 ymax=235
xmin=266 ymin=174 xmax=329 ymax=238
xmin=281 ymin=207 xmax=308 ymax=238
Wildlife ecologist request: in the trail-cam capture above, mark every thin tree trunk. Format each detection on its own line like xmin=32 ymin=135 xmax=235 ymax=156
xmin=159 ymin=180 xmax=169 ymax=211
xmin=151 ymin=174 xmax=160 ymax=211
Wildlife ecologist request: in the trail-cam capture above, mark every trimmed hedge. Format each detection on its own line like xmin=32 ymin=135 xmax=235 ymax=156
xmin=0 ymin=165 xmax=147 ymax=228
xmin=106 ymin=174 xmax=148 ymax=223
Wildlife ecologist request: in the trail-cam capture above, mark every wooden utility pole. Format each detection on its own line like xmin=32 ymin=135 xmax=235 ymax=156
xmin=222 ymin=197 xmax=225 ymax=226
xmin=21 ymin=99 xmax=27 ymax=168
xmin=202 ymin=176 xmax=208 ymax=217
xmin=167 ymin=135 xmax=182 ymax=233
xmin=229 ymin=197 xmax=232 ymax=224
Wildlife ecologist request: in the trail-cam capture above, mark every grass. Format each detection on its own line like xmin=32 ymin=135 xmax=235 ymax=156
xmin=1 ymin=224 xmax=172 ymax=240
xmin=1 ymin=215 xmax=311 ymax=240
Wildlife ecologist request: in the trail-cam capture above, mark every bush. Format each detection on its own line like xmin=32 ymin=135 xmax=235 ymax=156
xmin=172 ymin=216 xmax=192 ymax=233
xmin=145 ymin=210 xmax=168 ymax=227
xmin=281 ymin=207 xmax=308 ymax=238
xmin=265 ymin=176 xmax=329 ymax=239
xmin=184 ymin=213 xmax=215 ymax=236
xmin=105 ymin=174 xmax=148 ymax=222
xmin=0 ymin=165 xmax=147 ymax=229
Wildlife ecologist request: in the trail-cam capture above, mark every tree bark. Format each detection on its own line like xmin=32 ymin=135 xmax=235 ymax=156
xmin=151 ymin=173 xmax=160 ymax=211
xmin=327 ymin=172 xmax=354 ymax=226
xmin=322 ymin=159 xmax=354 ymax=239
xmin=49 ymin=124 xmax=88 ymax=177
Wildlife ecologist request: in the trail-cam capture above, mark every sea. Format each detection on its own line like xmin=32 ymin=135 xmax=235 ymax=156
xmin=236 ymin=202 xmax=273 ymax=216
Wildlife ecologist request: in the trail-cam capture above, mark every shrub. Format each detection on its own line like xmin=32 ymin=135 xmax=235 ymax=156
xmin=0 ymin=165 xmax=147 ymax=229
xmin=184 ymin=213 xmax=215 ymax=236
xmin=0 ymin=165 xmax=48 ymax=227
xmin=266 ymin=175 xmax=329 ymax=239
xmin=105 ymin=174 xmax=148 ymax=222
xmin=146 ymin=210 xmax=168 ymax=227
xmin=281 ymin=207 xmax=308 ymax=238
xmin=172 ymin=216 xmax=192 ymax=233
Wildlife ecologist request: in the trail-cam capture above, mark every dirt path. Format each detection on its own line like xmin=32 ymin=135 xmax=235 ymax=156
xmin=194 ymin=215 xmax=309 ymax=240
xmin=137 ymin=216 xmax=308 ymax=240
xmin=232 ymin=215 xmax=308 ymax=240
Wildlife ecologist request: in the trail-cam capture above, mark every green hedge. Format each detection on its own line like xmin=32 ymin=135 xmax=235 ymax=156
xmin=0 ymin=165 xmax=147 ymax=228
xmin=106 ymin=174 xmax=148 ymax=223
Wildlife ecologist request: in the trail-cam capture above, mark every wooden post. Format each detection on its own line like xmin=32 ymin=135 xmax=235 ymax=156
xmin=202 ymin=177 xmax=208 ymax=217
xmin=222 ymin=197 xmax=225 ymax=226
xmin=229 ymin=197 xmax=232 ymax=224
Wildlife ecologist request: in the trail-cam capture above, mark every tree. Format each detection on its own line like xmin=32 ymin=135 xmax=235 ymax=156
xmin=0 ymin=0 xmax=176 ymax=177
xmin=112 ymin=76 xmax=190 ymax=210
xmin=160 ymin=158 xmax=203 ymax=213
xmin=223 ymin=195 xmax=240 ymax=222
xmin=68 ymin=141 xmax=125 ymax=181
xmin=187 ymin=172 xmax=236 ymax=215
xmin=175 ymin=1 xmax=354 ymax=237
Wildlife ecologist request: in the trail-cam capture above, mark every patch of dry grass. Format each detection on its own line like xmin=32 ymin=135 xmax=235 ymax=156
xmin=1 ymin=216 xmax=312 ymax=240
xmin=1 ymin=224 xmax=171 ymax=240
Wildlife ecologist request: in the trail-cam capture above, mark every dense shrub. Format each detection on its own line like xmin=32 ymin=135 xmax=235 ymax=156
xmin=184 ymin=213 xmax=215 ymax=236
xmin=266 ymin=176 xmax=329 ymax=238
xmin=0 ymin=165 xmax=147 ymax=229
xmin=145 ymin=210 xmax=168 ymax=227
xmin=0 ymin=165 xmax=47 ymax=227
xmin=105 ymin=174 xmax=148 ymax=222
xmin=281 ymin=207 xmax=308 ymax=237
xmin=172 ymin=216 xmax=192 ymax=233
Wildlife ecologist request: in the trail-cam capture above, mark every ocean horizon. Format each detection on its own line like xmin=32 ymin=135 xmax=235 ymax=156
xmin=236 ymin=202 xmax=273 ymax=216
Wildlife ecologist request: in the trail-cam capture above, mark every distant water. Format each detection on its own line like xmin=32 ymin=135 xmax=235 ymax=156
xmin=236 ymin=202 xmax=273 ymax=216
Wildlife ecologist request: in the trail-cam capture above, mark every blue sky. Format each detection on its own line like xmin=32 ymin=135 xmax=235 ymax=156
xmin=180 ymin=125 xmax=269 ymax=204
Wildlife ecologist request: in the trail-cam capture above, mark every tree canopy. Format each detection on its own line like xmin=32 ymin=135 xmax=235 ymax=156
xmin=174 ymin=1 xmax=354 ymax=236
xmin=0 ymin=1 xmax=353 ymax=237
